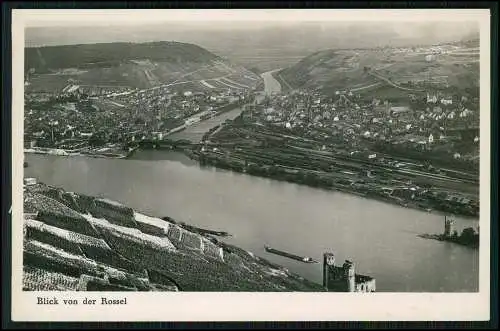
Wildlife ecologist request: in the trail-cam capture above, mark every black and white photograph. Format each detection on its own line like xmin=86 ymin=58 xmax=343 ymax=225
xmin=10 ymin=8 xmax=491 ymax=321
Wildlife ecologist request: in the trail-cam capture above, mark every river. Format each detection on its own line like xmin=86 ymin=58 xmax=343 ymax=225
xmin=167 ymin=107 xmax=245 ymax=142
xmin=168 ymin=69 xmax=281 ymax=142
xmin=25 ymin=151 xmax=479 ymax=292
xmin=23 ymin=69 xmax=479 ymax=292
xmin=260 ymin=69 xmax=282 ymax=95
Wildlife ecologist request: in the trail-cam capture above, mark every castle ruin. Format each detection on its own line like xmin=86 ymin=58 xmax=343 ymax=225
xmin=444 ymin=216 xmax=456 ymax=238
xmin=322 ymin=253 xmax=376 ymax=292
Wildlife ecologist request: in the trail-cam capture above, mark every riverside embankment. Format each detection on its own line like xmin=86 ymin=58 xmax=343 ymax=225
xmin=191 ymin=137 xmax=479 ymax=219
xmin=22 ymin=70 xmax=480 ymax=292
xmin=23 ymin=181 xmax=323 ymax=291
xmin=25 ymin=152 xmax=479 ymax=292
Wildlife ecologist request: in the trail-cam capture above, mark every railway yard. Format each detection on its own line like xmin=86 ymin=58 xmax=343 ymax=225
xmin=188 ymin=87 xmax=479 ymax=218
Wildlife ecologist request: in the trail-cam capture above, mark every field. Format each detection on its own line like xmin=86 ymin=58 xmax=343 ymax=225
xmin=25 ymin=42 xmax=262 ymax=92
xmin=25 ymin=41 xmax=219 ymax=73
xmin=279 ymin=40 xmax=480 ymax=98
xmin=26 ymin=60 xmax=262 ymax=93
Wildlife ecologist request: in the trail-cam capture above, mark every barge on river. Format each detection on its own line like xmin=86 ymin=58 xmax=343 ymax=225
xmin=179 ymin=222 xmax=232 ymax=237
xmin=264 ymin=245 xmax=319 ymax=264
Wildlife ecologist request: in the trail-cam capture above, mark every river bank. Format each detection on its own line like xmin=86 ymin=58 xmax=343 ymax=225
xmin=25 ymin=135 xmax=479 ymax=220
xmin=24 ymin=152 xmax=480 ymax=291
xmin=185 ymin=148 xmax=478 ymax=219
xmin=159 ymin=97 xmax=256 ymax=140
xmin=23 ymin=181 xmax=325 ymax=291
xmin=21 ymin=72 xmax=480 ymax=292
xmin=25 ymin=136 xmax=479 ymax=220
xmin=418 ymin=233 xmax=479 ymax=249
xmin=24 ymin=94 xmax=255 ymax=161
xmin=24 ymin=146 xmax=136 ymax=159
xmin=179 ymin=102 xmax=478 ymax=220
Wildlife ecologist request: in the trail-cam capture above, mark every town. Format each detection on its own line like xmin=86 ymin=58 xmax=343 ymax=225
xmin=190 ymin=85 xmax=479 ymax=218
xmin=24 ymin=39 xmax=480 ymax=218
xmin=24 ymin=83 xmax=254 ymax=157
xmin=20 ymin=9 xmax=486 ymax=299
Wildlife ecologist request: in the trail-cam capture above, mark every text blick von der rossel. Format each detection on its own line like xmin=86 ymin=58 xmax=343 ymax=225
xmin=37 ymin=297 xmax=127 ymax=305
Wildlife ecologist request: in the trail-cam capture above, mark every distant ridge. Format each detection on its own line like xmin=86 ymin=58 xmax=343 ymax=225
xmin=24 ymin=40 xmax=262 ymax=91
xmin=25 ymin=41 xmax=220 ymax=73
xmin=279 ymin=39 xmax=480 ymax=98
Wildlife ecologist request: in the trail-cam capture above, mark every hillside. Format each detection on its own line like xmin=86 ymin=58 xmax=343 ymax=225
xmin=23 ymin=182 xmax=324 ymax=292
xmin=279 ymin=39 xmax=480 ymax=101
xmin=24 ymin=41 xmax=262 ymax=92
xmin=26 ymin=22 xmax=479 ymax=72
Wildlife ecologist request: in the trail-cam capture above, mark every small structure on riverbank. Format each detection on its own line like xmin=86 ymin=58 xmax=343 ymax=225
xmin=322 ymin=253 xmax=376 ymax=292
xmin=418 ymin=216 xmax=479 ymax=248
xmin=444 ymin=215 xmax=456 ymax=238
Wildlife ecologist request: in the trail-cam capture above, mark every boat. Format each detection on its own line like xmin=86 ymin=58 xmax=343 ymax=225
xmin=264 ymin=245 xmax=319 ymax=263
xmin=179 ymin=222 xmax=232 ymax=237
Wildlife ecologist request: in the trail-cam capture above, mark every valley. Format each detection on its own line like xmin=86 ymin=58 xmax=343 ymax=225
xmin=22 ymin=31 xmax=481 ymax=293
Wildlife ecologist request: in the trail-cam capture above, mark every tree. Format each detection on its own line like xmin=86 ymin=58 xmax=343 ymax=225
xmin=89 ymin=133 xmax=105 ymax=147
xmin=459 ymin=227 xmax=478 ymax=245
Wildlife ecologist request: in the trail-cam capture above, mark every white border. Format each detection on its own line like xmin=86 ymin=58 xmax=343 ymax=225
xmin=11 ymin=9 xmax=491 ymax=322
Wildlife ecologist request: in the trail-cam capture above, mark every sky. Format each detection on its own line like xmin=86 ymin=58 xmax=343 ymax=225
xmin=17 ymin=9 xmax=486 ymax=27
xmin=23 ymin=20 xmax=479 ymax=49
xmin=19 ymin=9 xmax=481 ymax=67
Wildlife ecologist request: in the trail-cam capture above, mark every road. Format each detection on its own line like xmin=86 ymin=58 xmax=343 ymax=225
xmin=350 ymin=82 xmax=382 ymax=92
xmin=104 ymin=64 xmax=256 ymax=98
xmin=105 ymin=75 xmax=243 ymax=98
xmin=368 ymin=71 xmax=425 ymax=93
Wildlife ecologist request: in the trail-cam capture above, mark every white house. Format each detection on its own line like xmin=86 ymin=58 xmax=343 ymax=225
xmin=441 ymin=98 xmax=453 ymax=105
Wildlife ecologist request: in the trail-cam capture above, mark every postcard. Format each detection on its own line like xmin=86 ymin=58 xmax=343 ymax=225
xmin=10 ymin=8 xmax=491 ymax=322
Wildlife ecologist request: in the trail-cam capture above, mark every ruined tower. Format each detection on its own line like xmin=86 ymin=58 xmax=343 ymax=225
xmin=322 ymin=252 xmax=336 ymax=288
xmin=323 ymin=253 xmax=355 ymax=292
xmin=444 ymin=216 xmax=455 ymax=238
xmin=343 ymin=260 xmax=356 ymax=292
xmin=323 ymin=252 xmax=376 ymax=292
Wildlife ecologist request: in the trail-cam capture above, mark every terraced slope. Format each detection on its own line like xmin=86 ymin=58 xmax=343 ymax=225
xmin=24 ymin=41 xmax=262 ymax=92
xmin=279 ymin=39 xmax=480 ymax=99
xmin=23 ymin=183 xmax=324 ymax=292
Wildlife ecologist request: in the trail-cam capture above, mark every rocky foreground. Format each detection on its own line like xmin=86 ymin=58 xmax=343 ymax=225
xmin=23 ymin=182 xmax=324 ymax=292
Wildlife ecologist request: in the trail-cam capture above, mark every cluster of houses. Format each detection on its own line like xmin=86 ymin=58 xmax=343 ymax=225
xmin=254 ymin=87 xmax=479 ymax=161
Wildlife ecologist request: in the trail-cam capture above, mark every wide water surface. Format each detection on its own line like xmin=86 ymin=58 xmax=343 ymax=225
xmin=25 ymin=151 xmax=479 ymax=292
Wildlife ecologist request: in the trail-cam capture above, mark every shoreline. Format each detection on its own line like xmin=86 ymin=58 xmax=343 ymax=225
xmin=24 ymin=143 xmax=145 ymax=159
xmin=417 ymin=233 xmax=479 ymax=249
xmin=23 ymin=182 xmax=326 ymax=291
xmin=23 ymin=97 xmax=254 ymax=161
xmin=24 ymin=148 xmax=479 ymax=220
xmin=24 ymin=147 xmax=131 ymax=159
xmin=161 ymin=98 xmax=251 ymax=139
xmin=189 ymin=151 xmax=479 ymax=220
